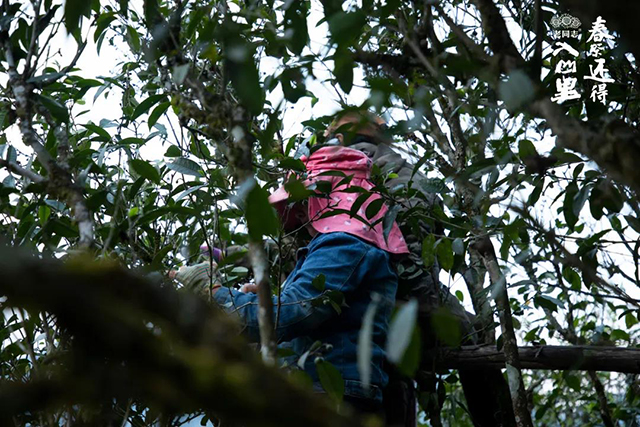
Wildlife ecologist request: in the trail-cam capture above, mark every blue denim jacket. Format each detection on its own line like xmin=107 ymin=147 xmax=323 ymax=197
xmin=213 ymin=232 xmax=398 ymax=402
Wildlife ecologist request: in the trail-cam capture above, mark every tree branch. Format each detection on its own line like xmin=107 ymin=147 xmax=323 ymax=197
xmin=475 ymin=236 xmax=534 ymax=427
xmin=0 ymin=158 xmax=44 ymax=183
xmin=162 ymin=47 xmax=277 ymax=363
xmin=544 ymin=267 xmax=615 ymax=427
xmin=513 ymin=205 xmax=640 ymax=309
xmin=2 ymin=34 xmax=94 ymax=249
xmin=0 ymin=245 xmax=361 ymax=427
xmin=360 ymin=0 xmax=640 ymax=196
xmin=468 ymin=0 xmax=640 ymax=196
xmin=433 ymin=345 xmax=640 ymax=374
xmin=469 ymin=0 xmax=524 ymax=71
xmin=435 ymin=5 xmax=491 ymax=63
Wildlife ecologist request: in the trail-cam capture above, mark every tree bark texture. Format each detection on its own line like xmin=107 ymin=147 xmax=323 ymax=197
xmin=433 ymin=345 xmax=640 ymax=374
xmin=1 ymin=54 xmax=95 ymax=248
xmin=480 ymin=242 xmax=534 ymax=427
xmin=0 ymin=246 xmax=359 ymax=427
xmin=248 ymin=240 xmax=277 ymax=365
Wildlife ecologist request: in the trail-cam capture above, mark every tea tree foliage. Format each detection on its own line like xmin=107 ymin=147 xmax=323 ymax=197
xmin=0 ymin=0 xmax=639 ymax=426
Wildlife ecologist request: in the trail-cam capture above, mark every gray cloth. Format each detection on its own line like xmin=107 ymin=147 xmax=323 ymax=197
xmin=350 ymin=142 xmax=473 ymax=340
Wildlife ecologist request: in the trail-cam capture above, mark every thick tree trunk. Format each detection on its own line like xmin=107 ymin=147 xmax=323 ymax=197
xmin=0 ymin=246 xmax=358 ymax=427
xmin=458 ymin=369 xmax=516 ymax=427
xmin=431 ymin=345 xmax=640 ymax=374
xmin=477 ymin=240 xmax=534 ymax=427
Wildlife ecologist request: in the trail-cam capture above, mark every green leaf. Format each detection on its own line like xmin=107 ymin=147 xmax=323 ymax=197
xmin=0 ymin=107 xmax=8 ymax=131
xmin=36 ymin=94 xmax=69 ymax=123
xmin=316 ymin=170 xmax=346 ymax=178
xmin=624 ymin=215 xmax=640 ymax=234
xmin=500 ymin=234 xmax=512 ymax=260
xmin=3 ymin=175 xmax=15 ymax=189
xmin=534 ymin=295 xmax=564 ymax=312
xmin=131 ymin=94 xmax=166 ymax=121
xmin=219 ymin=22 xmax=264 ymax=115
xmin=524 ymin=327 xmax=540 ymax=342
xmin=436 ymin=238 xmax=454 ymax=271
xmin=172 ymin=64 xmax=190 ymax=85
xmin=150 ymin=246 xmax=172 ymax=270
xmin=430 ymin=307 xmax=462 ymax=347
xmin=244 ymin=179 xmax=280 ymax=240
xmin=26 ymin=72 xmax=65 ymax=84
xmin=452 ymin=238 xmax=464 ymax=256
xmin=365 ymin=198 xmax=384 ymax=220
xmin=149 ymin=102 xmax=170 ymax=128
xmin=611 ymin=329 xmax=630 ymax=342
xmin=94 ymin=12 xmax=116 ymax=42
xmin=564 ymin=374 xmax=580 ymax=392
xmin=333 ymin=47 xmax=354 ymax=94
xmin=216 ymin=250 xmax=248 ymax=268
xmin=130 ymin=159 xmax=160 ymax=184
xmin=315 ymin=360 xmax=344 ymax=402
xmin=386 ymin=299 xmax=418 ymax=364
xmin=175 ymin=184 xmax=206 ymax=202
xmin=143 ymin=0 xmax=161 ymax=30
xmin=518 ymin=139 xmax=538 ymax=159
xmin=562 ymin=267 xmax=581 ymax=290
xmin=166 ymin=157 xmax=202 ymax=177
xmin=283 ymin=0 xmax=309 ymax=55
xmin=563 ymin=182 xmax=579 ymax=230
xmin=327 ymin=10 xmax=366 ymax=46
xmin=64 ymin=0 xmax=92 ymax=33
xmin=127 ymin=25 xmax=141 ymax=52
xmin=82 ymin=123 xmax=111 ymax=141
xmin=464 ymin=157 xmax=497 ymax=179
xmin=573 ymin=184 xmax=591 ymax=217
xmin=382 ymin=205 xmax=400 ymax=244
xmin=528 ymin=179 xmax=544 ymax=205
xmin=283 ymin=178 xmax=314 ymax=202
xmin=397 ymin=325 xmax=421 ymax=377
xmin=278 ymin=157 xmax=306 ymax=172
xmin=137 ymin=206 xmax=199 ymax=225
xmin=38 ymin=205 xmax=51 ymax=225
xmin=118 ymin=137 xmax=146 ymax=146
xmin=119 ymin=0 xmax=129 ymax=16
xmin=280 ymin=67 xmax=307 ymax=103
xmin=357 ymin=293 xmax=380 ymax=389
xmin=625 ymin=313 xmax=638 ymax=329
xmin=311 ymin=273 xmax=326 ymax=291
xmin=6 ymin=145 xmax=16 ymax=164
xmin=422 ymin=234 xmax=436 ymax=268
xmin=164 ymin=145 xmax=181 ymax=157
xmin=419 ymin=178 xmax=446 ymax=194
xmin=350 ymin=191 xmax=372 ymax=217
xmin=49 ymin=218 xmax=78 ymax=238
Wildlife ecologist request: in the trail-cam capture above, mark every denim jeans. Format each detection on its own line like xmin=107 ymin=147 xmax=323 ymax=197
xmin=213 ymin=232 xmax=398 ymax=402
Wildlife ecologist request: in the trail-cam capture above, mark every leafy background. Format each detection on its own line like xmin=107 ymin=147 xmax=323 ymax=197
xmin=0 ymin=0 xmax=639 ymax=426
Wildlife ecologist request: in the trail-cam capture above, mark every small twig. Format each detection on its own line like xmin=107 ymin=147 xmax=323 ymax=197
xmin=120 ymin=399 xmax=132 ymax=427
xmin=23 ymin=0 xmax=43 ymax=77
xmin=435 ymin=5 xmax=490 ymax=62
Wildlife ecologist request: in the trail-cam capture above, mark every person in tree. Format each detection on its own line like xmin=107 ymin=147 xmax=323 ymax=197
xmin=323 ymin=111 xmax=469 ymax=318
xmin=324 ymin=110 xmax=515 ymax=427
xmin=172 ymin=144 xmax=409 ymax=419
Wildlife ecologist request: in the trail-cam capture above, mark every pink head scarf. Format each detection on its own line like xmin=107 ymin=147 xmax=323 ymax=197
xmin=269 ymin=146 xmax=409 ymax=255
